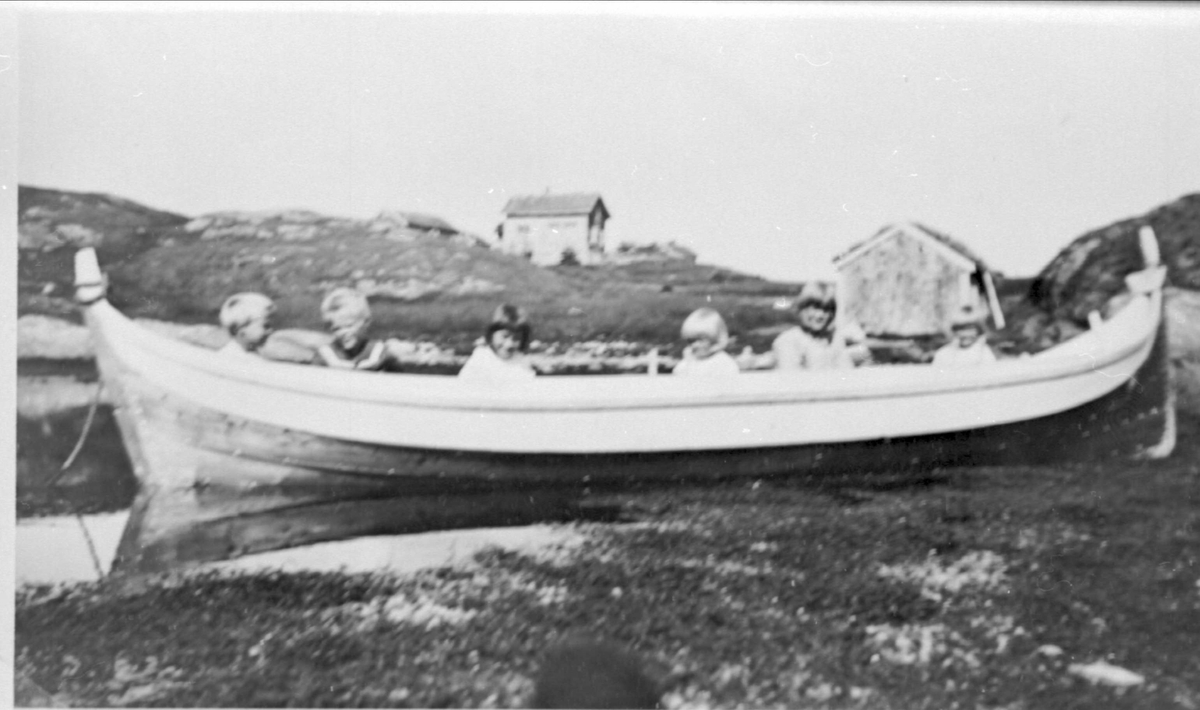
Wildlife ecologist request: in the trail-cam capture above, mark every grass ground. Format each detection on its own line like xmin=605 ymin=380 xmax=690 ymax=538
xmin=15 ymin=414 xmax=1199 ymax=709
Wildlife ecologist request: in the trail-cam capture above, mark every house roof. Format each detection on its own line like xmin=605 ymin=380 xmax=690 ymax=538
xmin=833 ymin=222 xmax=990 ymax=272
xmin=502 ymin=193 xmax=609 ymax=219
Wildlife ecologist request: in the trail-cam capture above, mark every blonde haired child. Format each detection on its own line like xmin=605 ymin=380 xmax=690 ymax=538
xmin=316 ymin=288 xmax=390 ymax=370
xmin=742 ymin=282 xmax=869 ymax=371
xmin=217 ymin=292 xmax=275 ymax=358
xmin=673 ymin=308 xmax=740 ymax=376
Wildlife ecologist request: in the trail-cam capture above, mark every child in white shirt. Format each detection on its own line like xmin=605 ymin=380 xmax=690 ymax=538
xmin=458 ymin=304 xmax=537 ymax=380
xmin=673 ymin=308 xmax=741 ymax=376
xmin=933 ymin=310 xmax=997 ymax=367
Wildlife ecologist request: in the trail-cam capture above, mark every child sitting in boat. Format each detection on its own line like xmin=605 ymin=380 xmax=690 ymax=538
xmin=217 ymin=292 xmax=275 ymax=358
xmin=458 ymin=304 xmax=537 ymax=380
xmin=738 ymin=283 xmax=869 ymax=371
xmin=316 ymin=288 xmax=392 ymax=370
xmin=932 ymin=309 xmax=997 ymax=367
xmin=673 ymin=308 xmax=740 ymax=376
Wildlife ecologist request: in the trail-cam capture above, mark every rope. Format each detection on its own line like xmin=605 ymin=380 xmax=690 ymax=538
xmin=59 ymin=381 xmax=103 ymax=473
xmin=75 ymin=513 xmax=106 ymax=580
xmin=54 ymin=381 xmax=108 ymax=578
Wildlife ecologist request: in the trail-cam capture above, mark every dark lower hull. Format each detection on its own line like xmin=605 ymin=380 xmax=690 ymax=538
xmin=103 ymin=318 xmax=1174 ymax=578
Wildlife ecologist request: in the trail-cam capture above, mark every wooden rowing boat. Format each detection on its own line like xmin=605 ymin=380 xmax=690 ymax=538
xmin=73 ymin=229 xmax=1176 ymax=576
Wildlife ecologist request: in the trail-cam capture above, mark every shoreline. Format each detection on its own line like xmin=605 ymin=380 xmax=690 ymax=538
xmin=15 ymin=511 xmax=587 ymax=588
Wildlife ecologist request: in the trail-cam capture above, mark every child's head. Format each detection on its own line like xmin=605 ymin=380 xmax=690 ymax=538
xmin=219 ymin=292 xmax=275 ymax=352
xmin=795 ymin=282 xmax=837 ymax=334
xmin=321 ymin=288 xmax=372 ymax=350
xmin=485 ymin=304 xmax=531 ymax=361
xmin=680 ymin=308 xmax=729 ymax=360
xmin=949 ymin=309 xmax=986 ymax=348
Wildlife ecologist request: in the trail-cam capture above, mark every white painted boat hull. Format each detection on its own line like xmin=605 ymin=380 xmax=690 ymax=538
xmin=74 ymin=248 xmax=1175 ymax=576
xmin=87 ymin=287 xmax=1158 ymax=455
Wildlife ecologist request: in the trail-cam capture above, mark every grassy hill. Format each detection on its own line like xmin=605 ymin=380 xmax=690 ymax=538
xmin=1032 ymin=192 xmax=1200 ymax=322
xmin=18 ymin=186 xmax=192 ymax=320
xmin=17 ymin=186 xmax=804 ymax=350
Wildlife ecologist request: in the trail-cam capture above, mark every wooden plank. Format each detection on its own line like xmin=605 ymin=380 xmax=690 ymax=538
xmin=983 ymin=270 xmax=1006 ymax=329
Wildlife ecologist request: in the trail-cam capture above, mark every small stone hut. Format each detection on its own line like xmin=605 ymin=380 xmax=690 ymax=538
xmin=496 ymin=193 xmax=610 ymax=266
xmin=833 ymin=222 xmax=1004 ymax=337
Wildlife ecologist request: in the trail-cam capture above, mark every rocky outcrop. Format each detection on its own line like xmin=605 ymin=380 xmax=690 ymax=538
xmin=609 ymin=241 xmax=698 ymax=264
xmin=335 ymin=274 xmax=505 ymax=301
xmin=370 ymin=210 xmax=487 ymax=247
xmin=186 ymin=210 xmax=375 ymax=242
xmin=18 ymin=221 xmax=104 ymax=251
xmin=18 ymin=186 xmax=189 ymax=253
xmin=1166 ymin=288 xmax=1200 ymax=417
xmin=1031 ymin=193 xmax=1200 ymax=323
xmin=18 ymin=187 xmax=525 ymax=324
xmin=993 ymin=192 xmax=1200 ymax=414
xmin=184 ymin=209 xmax=486 ymax=247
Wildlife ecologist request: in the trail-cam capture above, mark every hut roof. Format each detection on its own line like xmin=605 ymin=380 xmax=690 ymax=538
xmin=400 ymin=212 xmax=458 ymax=233
xmin=503 ymin=193 xmax=610 ymax=219
xmin=834 ymin=222 xmax=989 ymax=272
xmin=375 ymin=211 xmax=459 ymax=233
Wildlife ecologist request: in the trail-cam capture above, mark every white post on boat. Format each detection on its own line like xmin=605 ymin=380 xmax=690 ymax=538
xmin=1127 ymin=226 xmax=1167 ymax=295
xmin=647 ymin=348 xmax=659 ymax=376
xmin=1086 ymin=308 xmax=1109 ymax=356
xmin=1138 ymin=225 xmax=1161 ymax=267
xmin=832 ymin=265 xmax=845 ymax=339
xmin=1131 ymin=224 xmax=1176 ymax=461
xmin=982 ymin=270 xmax=1006 ymax=330
xmin=74 ymin=247 xmax=107 ymax=304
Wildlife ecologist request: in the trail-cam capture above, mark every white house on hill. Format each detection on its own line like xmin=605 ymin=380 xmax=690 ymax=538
xmin=833 ymin=222 xmax=1005 ymax=337
xmin=496 ymin=193 xmax=610 ymax=265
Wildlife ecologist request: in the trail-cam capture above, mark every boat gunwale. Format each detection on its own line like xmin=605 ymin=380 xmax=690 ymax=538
xmin=86 ymin=287 xmax=1159 ymax=414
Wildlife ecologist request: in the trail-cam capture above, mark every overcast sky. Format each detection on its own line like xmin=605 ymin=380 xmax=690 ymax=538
xmin=14 ymin=2 xmax=1200 ymax=280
